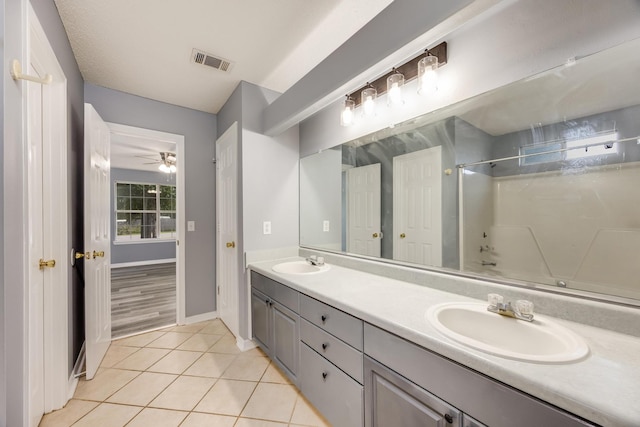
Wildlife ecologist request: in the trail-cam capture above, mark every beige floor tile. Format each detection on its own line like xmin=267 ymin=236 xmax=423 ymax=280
xmin=290 ymin=394 xmax=331 ymax=427
xmin=238 ymin=346 xmax=267 ymax=358
xmin=125 ymin=407 xmax=188 ymax=427
xmin=147 ymin=331 xmax=193 ymax=349
xmin=74 ymin=368 xmax=139 ymax=402
xmin=148 ymin=349 xmax=202 ymax=374
xmin=149 ymin=376 xmax=216 ymax=411
xmin=221 ymin=354 xmax=269 ymax=381
xmin=183 ymin=352 xmax=236 ymax=377
xmin=111 ymin=331 xmax=165 ymax=347
xmin=169 ymin=322 xmax=209 ymax=333
xmin=241 ymin=383 xmax=298 ymax=423
xmin=194 ymin=379 xmax=257 ymax=416
xmin=113 ymin=347 xmax=170 ymax=371
xmin=106 ymin=372 xmax=177 ymax=406
xmin=39 ymin=399 xmax=99 ymax=427
xmin=208 ymin=335 xmax=241 ymax=354
xmin=260 ymin=363 xmax=292 ymax=384
xmin=72 ymin=403 xmax=142 ymax=427
xmin=180 ymin=412 xmax=237 ymax=427
xmin=99 ymin=345 xmax=139 ymax=368
xmin=177 ymin=333 xmax=223 ymax=351
xmin=199 ymin=320 xmax=231 ymax=335
xmin=234 ymin=418 xmax=288 ymax=427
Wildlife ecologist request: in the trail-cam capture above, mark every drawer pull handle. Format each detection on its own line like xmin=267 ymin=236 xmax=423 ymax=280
xmin=321 ymin=343 xmax=328 ymax=351
xmin=321 ymin=315 xmax=327 ymax=323
xmin=322 ymin=371 xmax=328 ymax=381
xmin=444 ymin=414 xmax=453 ymax=424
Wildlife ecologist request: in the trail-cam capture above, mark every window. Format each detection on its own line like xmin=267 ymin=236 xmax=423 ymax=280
xmin=115 ymin=182 xmax=176 ymax=241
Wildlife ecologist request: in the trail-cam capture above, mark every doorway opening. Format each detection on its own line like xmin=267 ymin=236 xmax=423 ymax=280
xmin=108 ymin=123 xmax=186 ymax=338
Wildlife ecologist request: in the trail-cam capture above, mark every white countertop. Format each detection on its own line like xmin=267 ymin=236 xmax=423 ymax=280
xmin=249 ymin=257 xmax=640 ymax=427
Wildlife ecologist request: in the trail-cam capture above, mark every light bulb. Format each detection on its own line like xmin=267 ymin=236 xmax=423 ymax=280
xmin=361 ymin=86 xmax=377 ymax=117
xmin=169 ymin=164 xmax=177 ymax=173
xmin=159 ymin=164 xmax=170 ymax=173
xmin=387 ymin=71 xmax=404 ymax=107
xmin=340 ymin=97 xmax=355 ymax=126
xmin=418 ymin=55 xmax=438 ymax=95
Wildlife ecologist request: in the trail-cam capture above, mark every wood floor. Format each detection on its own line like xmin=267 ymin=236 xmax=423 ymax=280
xmin=111 ymin=263 xmax=176 ymax=339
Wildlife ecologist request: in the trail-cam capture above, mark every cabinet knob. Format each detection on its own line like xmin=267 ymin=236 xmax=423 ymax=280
xmin=321 ymin=343 xmax=328 ymax=351
xmin=321 ymin=315 xmax=327 ymax=323
xmin=321 ymin=371 xmax=328 ymax=380
xmin=444 ymin=414 xmax=453 ymax=424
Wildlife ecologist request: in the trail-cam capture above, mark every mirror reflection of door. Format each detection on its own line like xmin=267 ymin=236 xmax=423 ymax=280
xmin=346 ymin=164 xmax=381 ymax=257
xmin=393 ymin=146 xmax=442 ymax=266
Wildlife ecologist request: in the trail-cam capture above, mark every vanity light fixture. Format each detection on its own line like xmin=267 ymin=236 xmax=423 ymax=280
xmin=341 ymin=95 xmax=356 ymax=126
xmin=361 ymin=84 xmax=377 ymax=117
xmin=417 ymin=50 xmax=439 ymax=95
xmin=387 ymin=68 xmax=405 ymax=107
xmin=340 ymin=41 xmax=447 ymax=124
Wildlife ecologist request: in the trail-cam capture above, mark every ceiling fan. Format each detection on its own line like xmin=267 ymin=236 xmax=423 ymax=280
xmin=136 ymin=151 xmax=177 ymax=173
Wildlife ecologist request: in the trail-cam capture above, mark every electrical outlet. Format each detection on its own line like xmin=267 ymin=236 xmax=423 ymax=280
xmin=187 ymin=221 xmax=196 ymax=231
xmin=323 ymin=220 xmax=330 ymax=232
xmin=263 ymin=221 xmax=272 ymax=235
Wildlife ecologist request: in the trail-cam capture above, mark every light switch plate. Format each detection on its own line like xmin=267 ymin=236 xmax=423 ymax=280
xmin=323 ymin=220 xmax=330 ymax=232
xmin=263 ymin=221 xmax=272 ymax=235
xmin=187 ymin=221 xmax=195 ymax=231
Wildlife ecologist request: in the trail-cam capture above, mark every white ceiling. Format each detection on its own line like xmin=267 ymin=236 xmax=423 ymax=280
xmin=54 ymin=0 xmax=392 ymax=114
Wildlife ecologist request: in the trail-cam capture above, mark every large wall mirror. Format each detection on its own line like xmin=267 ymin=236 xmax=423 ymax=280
xmin=300 ymin=37 xmax=640 ymax=303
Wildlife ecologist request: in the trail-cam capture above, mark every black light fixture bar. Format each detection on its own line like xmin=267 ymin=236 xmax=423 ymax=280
xmin=348 ymin=41 xmax=447 ymax=107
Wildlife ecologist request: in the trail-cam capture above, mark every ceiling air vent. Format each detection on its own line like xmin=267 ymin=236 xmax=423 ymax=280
xmin=191 ymin=49 xmax=233 ymax=72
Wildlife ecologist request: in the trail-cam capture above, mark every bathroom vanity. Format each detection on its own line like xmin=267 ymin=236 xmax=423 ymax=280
xmin=249 ymin=257 xmax=640 ymax=427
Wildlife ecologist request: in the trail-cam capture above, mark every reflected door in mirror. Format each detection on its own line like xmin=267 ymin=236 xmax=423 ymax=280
xmin=347 ymin=163 xmax=381 ymax=257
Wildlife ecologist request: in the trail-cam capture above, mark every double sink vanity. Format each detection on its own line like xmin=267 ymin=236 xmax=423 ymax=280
xmin=249 ymin=254 xmax=640 ymax=427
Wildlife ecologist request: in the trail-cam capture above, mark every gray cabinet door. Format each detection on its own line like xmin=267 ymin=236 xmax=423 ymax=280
xmin=251 ymin=288 xmax=271 ymax=353
xmin=364 ymin=356 xmax=461 ymax=427
xmin=272 ymin=301 xmax=299 ymax=380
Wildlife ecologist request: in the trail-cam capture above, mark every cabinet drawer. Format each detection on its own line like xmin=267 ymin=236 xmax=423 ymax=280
xmin=300 ymin=318 xmax=363 ymax=383
xmin=251 ymin=271 xmax=299 ymax=313
xmin=300 ymin=343 xmax=363 ymax=427
xmin=300 ymin=294 xmax=363 ymax=350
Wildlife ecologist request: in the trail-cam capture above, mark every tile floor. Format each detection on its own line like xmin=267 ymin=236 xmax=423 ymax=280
xmin=40 ymin=319 xmax=331 ymax=427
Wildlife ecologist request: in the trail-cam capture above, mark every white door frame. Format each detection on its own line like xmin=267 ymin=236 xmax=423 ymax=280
xmin=25 ymin=3 xmax=69 ymax=420
xmin=106 ymin=123 xmax=187 ymax=323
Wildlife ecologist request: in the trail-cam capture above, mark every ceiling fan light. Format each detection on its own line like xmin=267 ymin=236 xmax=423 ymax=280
xmin=169 ymin=164 xmax=177 ymax=173
xmin=159 ymin=163 xmax=171 ymax=173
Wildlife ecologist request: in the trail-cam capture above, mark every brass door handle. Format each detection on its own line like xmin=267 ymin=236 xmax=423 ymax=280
xmin=39 ymin=259 xmax=56 ymax=269
xmin=372 ymin=233 xmax=378 ymax=238
xmin=400 ymin=233 xmax=406 ymax=239
xmin=75 ymin=252 xmax=86 ymax=260
xmin=93 ymin=250 xmax=105 ymax=258
xmin=226 ymin=241 xmax=236 ymax=248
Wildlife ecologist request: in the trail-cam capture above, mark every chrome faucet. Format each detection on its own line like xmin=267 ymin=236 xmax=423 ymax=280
xmin=306 ymin=255 xmax=325 ymax=266
xmin=487 ymin=293 xmax=534 ymax=322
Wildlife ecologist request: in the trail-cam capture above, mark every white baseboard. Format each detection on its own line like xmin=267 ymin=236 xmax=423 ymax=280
xmin=236 ymin=337 xmax=257 ymax=352
xmin=183 ymin=311 xmax=218 ymax=325
xmin=111 ymin=258 xmax=177 ymax=269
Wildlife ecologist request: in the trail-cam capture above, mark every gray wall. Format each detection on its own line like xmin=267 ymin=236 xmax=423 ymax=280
xmin=3 ymin=0 xmax=85 ymax=424
xmin=85 ymin=83 xmax=217 ymax=317
xmin=0 ymin=0 xmax=5 ymax=421
xmin=110 ymin=168 xmax=177 ymax=265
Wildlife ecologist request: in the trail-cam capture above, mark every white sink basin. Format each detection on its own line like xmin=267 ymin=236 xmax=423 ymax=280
xmin=426 ymin=302 xmax=589 ymax=363
xmin=272 ymin=260 xmax=330 ymax=275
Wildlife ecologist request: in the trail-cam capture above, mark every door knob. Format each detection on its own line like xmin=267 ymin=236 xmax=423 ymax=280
xmin=226 ymin=241 xmax=236 ymax=248
xmin=372 ymin=233 xmax=378 ymax=238
xmin=400 ymin=233 xmax=406 ymax=239
xmin=93 ymin=250 xmax=105 ymax=258
xmin=39 ymin=259 xmax=56 ymax=269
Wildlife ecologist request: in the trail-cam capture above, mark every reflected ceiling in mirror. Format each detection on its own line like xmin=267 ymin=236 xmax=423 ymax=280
xmin=300 ymin=37 xmax=640 ymax=303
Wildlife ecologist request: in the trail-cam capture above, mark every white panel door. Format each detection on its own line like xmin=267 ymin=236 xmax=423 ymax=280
xmin=347 ymin=164 xmax=382 ymax=257
xmin=216 ymin=123 xmax=240 ymax=338
xmin=84 ymin=103 xmax=112 ymax=380
xmin=393 ymin=146 xmax=442 ymax=266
